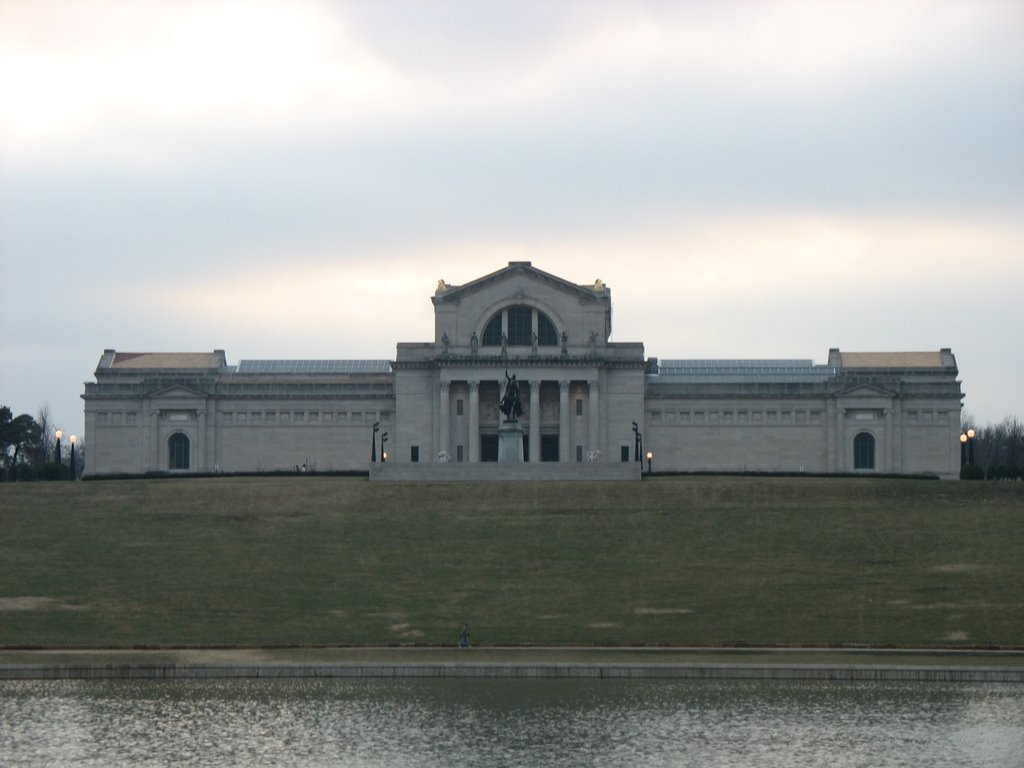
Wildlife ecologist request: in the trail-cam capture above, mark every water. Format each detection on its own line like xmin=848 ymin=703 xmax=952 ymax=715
xmin=2 ymin=678 xmax=1022 ymax=767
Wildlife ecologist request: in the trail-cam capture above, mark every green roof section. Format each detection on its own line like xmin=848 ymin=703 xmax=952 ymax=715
xmin=236 ymin=359 xmax=392 ymax=375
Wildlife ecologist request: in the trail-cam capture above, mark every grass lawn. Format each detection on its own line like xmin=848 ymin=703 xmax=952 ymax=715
xmin=1 ymin=476 xmax=1021 ymax=649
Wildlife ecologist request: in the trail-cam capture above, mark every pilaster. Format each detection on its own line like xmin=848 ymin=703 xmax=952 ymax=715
xmin=559 ymin=380 xmax=570 ymax=462
xmin=197 ymin=408 xmax=207 ymax=471
xmin=588 ymin=380 xmax=600 ymax=461
xmin=468 ymin=381 xmax=480 ymax=463
xmin=529 ymin=379 xmax=541 ymax=463
xmin=884 ymin=408 xmax=893 ymax=471
xmin=439 ymin=382 xmax=450 ymax=459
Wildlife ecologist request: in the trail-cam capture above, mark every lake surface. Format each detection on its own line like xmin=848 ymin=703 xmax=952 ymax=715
xmin=2 ymin=678 xmax=1022 ymax=767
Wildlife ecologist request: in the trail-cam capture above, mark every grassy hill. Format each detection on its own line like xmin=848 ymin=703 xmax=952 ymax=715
xmin=1 ymin=476 xmax=1021 ymax=648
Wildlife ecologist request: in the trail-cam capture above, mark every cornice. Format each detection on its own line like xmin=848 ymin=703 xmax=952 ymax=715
xmin=392 ymin=354 xmax=645 ymax=371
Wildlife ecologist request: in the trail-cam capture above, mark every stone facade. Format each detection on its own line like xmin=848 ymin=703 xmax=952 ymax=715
xmin=643 ymin=351 xmax=962 ymax=476
xmin=83 ymin=353 xmax=395 ymax=475
xmin=83 ymin=262 xmax=964 ymax=478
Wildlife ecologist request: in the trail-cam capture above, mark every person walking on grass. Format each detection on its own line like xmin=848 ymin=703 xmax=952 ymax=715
xmin=459 ymin=623 xmax=470 ymax=648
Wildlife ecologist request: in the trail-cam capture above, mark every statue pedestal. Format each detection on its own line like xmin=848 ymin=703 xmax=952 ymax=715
xmin=497 ymin=421 xmax=525 ymax=463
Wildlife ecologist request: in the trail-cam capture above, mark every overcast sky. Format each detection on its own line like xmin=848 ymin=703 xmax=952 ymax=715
xmin=1 ymin=0 xmax=1022 ymax=442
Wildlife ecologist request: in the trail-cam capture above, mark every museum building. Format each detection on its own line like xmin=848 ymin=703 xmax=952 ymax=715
xmin=82 ymin=262 xmax=965 ymax=479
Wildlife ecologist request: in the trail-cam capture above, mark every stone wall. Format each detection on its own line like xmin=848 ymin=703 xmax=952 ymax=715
xmin=370 ymin=461 xmax=642 ymax=482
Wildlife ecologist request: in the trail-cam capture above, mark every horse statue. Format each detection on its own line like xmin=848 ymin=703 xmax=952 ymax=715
xmin=499 ymin=370 xmax=523 ymax=422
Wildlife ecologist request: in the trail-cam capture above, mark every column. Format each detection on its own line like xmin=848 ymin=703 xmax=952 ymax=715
xmin=138 ymin=400 xmax=149 ymax=473
xmin=150 ymin=409 xmax=160 ymax=472
xmin=468 ymin=380 xmax=480 ymax=463
xmin=83 ymin=409 xmax=95 ymax=475
xmin=439 ymin=382 xmax=450 ymax=460
xmin=529 ymin=379 xmax=541 ymax=462
xmin=826 ymin=399 xmax=836 ymax=473
xmin=884 ymin=408 xmax=893 ymax=472
xmin=206 ymin=400 xmax=217 ymax=472
xmin=837 ymin=408 xmax=847 ymax=471
xmin=197 ymin=409 xmax=207 ymax=471
xmin=892 ymin=401 xmax=902 ymax=473
xmin=559 ymin=380 xmax=570 ymax=462
xmin=588 ymin=380 xmax=600 ymax=461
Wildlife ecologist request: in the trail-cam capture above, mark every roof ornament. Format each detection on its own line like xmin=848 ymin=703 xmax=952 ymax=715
xmin=436 ymin=279 xmax=447 ymax=292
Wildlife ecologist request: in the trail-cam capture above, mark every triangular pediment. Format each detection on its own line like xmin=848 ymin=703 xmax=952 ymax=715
xmin=433 ymin=261 xmax=606 ymax=305
xmin=835 ymin=383 xmax=896 ymax=398
xmin=147 ymin=384 xmax=207 ymax=400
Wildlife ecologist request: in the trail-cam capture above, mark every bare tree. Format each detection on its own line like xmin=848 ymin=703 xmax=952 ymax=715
xmin=963 ymin=413 xmax=1024 ymax=480
xmin=35 ymin=405 xmax=56 ymax=465
xmin=1006 ymin=416 xmax=1024 ymax=477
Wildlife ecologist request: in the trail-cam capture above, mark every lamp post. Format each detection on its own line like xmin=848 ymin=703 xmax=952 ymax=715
xmin=646 ymin=450 xmax=653 ymax=474
xmin=631 ymin=421 xmax=641 ymax=463
xmin=69 ymin=435 xmax=78 ymax=480
xmin=960 ymin=428 xmax=976 ymax=466
xmin=371 ymin=421 xmax=380 ymax=463
xmin=54 ymin=430 xmax=63 ymax=466
xmin=381 ymin=432 xmax=388 ymax=463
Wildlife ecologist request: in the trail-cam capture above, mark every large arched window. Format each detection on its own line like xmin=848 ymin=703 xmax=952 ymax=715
xmin=480 ymin=306 xmax=559 ymax=347
xmin=538 ymin=313 xmax=558 ymax=346
xmin=853 ymin=432 xmax=875 ymax=470
xmin=482 ymin=314 xmax=503 ymax=346
xmin=507 ymin=306 xmax=532 ymax=345
xmin=169 ymin=433 xmax=191 ymax=470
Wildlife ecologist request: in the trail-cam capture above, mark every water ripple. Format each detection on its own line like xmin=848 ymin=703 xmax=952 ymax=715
xmin=2 ymin=679 xmax=1022 ymax=767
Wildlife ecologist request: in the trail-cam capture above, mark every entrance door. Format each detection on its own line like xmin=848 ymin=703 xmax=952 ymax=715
xmin=168 ymin=433 xmax=190 ymax=470
xmin=541 ymin=434 xmax=559 ymax=462
xmin=480 ymin=434 xmax=498 ymax=462
xmin=853 ymin=432 xmax=875 ymax=470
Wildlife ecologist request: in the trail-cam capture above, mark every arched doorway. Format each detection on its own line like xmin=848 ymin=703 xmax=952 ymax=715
xmin=853 ymin=432 xmax=875 ymax=470
xmin=169 ymin=432 xmax=190 ymax=470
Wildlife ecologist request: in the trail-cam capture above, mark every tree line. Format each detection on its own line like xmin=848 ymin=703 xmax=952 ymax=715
xmin=0 ymin=405 xmax=83 ymax=481
xmin=961 ymin=415 xmax=1024 ymax=481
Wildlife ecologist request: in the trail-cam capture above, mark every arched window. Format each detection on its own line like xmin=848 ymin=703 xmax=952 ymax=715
xmin=482 ymin=314 xmax=502 ymax=346
xmin=480 ymin=306 xmax=559 ymax=347
xmin=169 ymin=433 xmax=190 ymax=470
xmin=538 ymin=313 xmax=558 ymax=346
xmin=853 ymin=432 xmax=875 ymax=470
xmin=507 ymin=306 xmax=532 ymax=345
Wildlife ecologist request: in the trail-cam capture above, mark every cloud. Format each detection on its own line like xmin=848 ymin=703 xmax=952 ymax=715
xmin=122 ymin=210 xmax=1024 ymax=352
xmin=598 ymin=213 xmax=1024 ymax=347
xmin=0 ymin=0 xmax=413 ymax=160
xmin=346 ymin=1 xmax=1024 ymax=106
xmin=4 ymin=0 xmax=1022 ymax=169
xmin=2 ymin=1 xmax=1022 ymax=436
